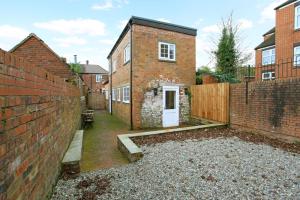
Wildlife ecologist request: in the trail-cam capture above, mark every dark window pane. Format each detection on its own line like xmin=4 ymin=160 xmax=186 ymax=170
xmin=165 ymin=91 xmax=175 ymax=109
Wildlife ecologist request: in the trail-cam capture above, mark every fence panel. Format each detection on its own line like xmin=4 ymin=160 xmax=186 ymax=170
xmin=191 ymin=83 xmax=229 ymax=123
xmin=88 ymin=93 xmax=106 ymax=110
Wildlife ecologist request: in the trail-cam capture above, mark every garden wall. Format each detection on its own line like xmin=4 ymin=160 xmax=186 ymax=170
xmin=0 ymin=49 xmax=81 ymax=200
xmin=230 ymin=78 xmax=300 ymax=139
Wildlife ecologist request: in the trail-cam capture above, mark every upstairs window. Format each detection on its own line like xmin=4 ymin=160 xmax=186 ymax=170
xmin=112 ymin=60 xmax=117 ymax=73
xmin=96 ymin=74 xmax=102 ymax=82
xmin=159 ymin=42 xmax=176 ymax=61
xmin=294 ymin=46 xmax=300 ymax=66
xmin=262 ymin=48 xmax=275 ymax=65
xmin=124 ymin=44 xmax=131 ymax=64
xmin=295 ymin=5 xmax=300 ymax=29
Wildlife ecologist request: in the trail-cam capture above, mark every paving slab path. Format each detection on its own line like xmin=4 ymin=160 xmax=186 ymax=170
xmin=80 ymin=111 xmax=130 ymax=171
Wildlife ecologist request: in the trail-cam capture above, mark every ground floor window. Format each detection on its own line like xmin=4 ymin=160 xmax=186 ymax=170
xmin=294 ymin=46 xmax=300 ymax=66
xmin=117 ymin=88 xmax=121 ymax=101
xmin=112 ymin=89 xmax=116 ymax=101
xmin=262 ymin=71 xmax=275 ymax=81
xmin=123 ymin=86 xmax=130 ymax=103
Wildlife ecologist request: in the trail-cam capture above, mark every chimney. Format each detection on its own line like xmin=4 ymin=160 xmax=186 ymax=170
xmin=86 ymin=60 xmax=89 ymax=65
xmin=74 ymin=55 xmax=77 ymax=64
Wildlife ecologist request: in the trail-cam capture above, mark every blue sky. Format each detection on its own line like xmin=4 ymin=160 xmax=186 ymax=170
xmin=0 ymin=0 xmax=286 ymax=70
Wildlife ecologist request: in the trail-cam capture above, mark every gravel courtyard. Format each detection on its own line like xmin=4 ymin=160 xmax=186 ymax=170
xmin=52 ymin=136 xmax=300 ymax=200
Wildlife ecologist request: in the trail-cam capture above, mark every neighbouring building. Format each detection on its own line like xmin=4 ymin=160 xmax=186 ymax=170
xmin=10 ymin=33 xmax=74 ymax=79
xmin=255 ymin=0 xmax=300 ymax=81
xmin=107 ymin=16 xmax=197 ymax=129
xmin=80 ymin=61 xmax=109 ymax=93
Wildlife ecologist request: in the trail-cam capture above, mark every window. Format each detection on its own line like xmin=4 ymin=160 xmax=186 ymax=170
xmin=123 ymin=86 xmax=130 ymax=103
xmin=112 ymin=60 xmax=117 ymax=73
xmin=117 ymin=88 xmax=121 ymax=101
xmin=124 ymin=44 xmax=131 ymax=64
xmin=262 ymin=48 xmax=275 ymax=65
xmin=96 ymin=74 xmax=102 ymax=82
xmin=295 ymin=6 xmax=300 ymax=29
xmin=262 ymin=71 xmax=275 ymax=81
xmin=105 ymin=90 xmax=108 ymax=100
xmin=294 ymin=46 xmax=300 ymax=66
xmin=159 ymin=42 xmax=176 ymax=61
xmin=165 ymin=91 xmax=176 ymax=110
xmin=112 ymin=89 xmax=116 ymax=101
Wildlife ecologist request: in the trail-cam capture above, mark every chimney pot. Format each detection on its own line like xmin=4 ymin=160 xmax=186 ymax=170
xmin=86 ymin=60 xmax=89 ymax=65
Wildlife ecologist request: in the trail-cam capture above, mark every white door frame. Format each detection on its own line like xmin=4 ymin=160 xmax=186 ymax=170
xmin=162 ymin=86 xmax=180 ymax=127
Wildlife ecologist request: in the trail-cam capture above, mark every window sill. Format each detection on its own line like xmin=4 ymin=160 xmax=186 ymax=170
xmin=158 ymin=59 xmax=176 ymax=63
xmin=123 ymin=60 xmax=130 ymax=66
xmin=123 ymin=101 xmax=130 ymax=104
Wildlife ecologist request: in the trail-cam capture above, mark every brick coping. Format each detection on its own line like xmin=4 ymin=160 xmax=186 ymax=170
xmin=117 ymin=124 xmax=225 ymax=162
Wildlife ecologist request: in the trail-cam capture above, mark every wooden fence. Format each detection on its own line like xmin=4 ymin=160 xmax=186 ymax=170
xmin=191 ymin=83 xmax=230 ymax=123
xmin=88 ymin=93 xmax=106 ymax=110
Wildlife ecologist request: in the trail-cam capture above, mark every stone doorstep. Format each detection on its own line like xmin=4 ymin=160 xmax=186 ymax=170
xmin=117 ymin=124 xmax=225 ymax=163
xmin=62 ymin=130 xmax=84 ymax=175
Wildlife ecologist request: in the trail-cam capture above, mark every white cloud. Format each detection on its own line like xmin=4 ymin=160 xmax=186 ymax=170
xmin=99 ymin=39 xmax=115 ymax=45
xmin=238 ymin=19 xmax=253 ymax=30
xmin=118 ymin=19 xmax=128 ymax=29
xmin=259 ymin=0 xmax=285 ymax=23
xmin=156 ymin=18 xmax=171 ymax=23
xmin=202 ymin=24 xmax=219 ymax=33
xmin=34 ymin=19 xmax=106 ymax=36
xmin=92 ymin=0 xmax=129 ymax=10
xmin=0 ymin=25 xmax=29 ymax=40
xmin=91 ymin=0 xmax=113 ymax=10
xmin=53 ymin=36 xmax=87 ymax=47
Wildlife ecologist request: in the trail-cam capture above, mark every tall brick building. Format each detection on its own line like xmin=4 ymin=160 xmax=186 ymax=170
xmin=255 ymin=0 xmax=300 ymax=80
xmin=107 ymin=16 xmax=197 ymax=129
xmin=10 ymin=33 xmax=73 ymax=79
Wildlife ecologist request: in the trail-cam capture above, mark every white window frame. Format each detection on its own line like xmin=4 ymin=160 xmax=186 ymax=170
xmin=105 ymin=90 xmax=109 ymax=100
xmin=158 ymin=42 xmax=176 ymax=61
xmin=95 ymin=74 xmax=102 ymax=82
xmin=117 ymin=88 xmax=121 ymax=101
xmin=295 ymin=5 xmax=300 ymax=29
xmin=122 ymin=86 xmax=130 ymax=103
xmin=112 ymin=60 xmax=117 ymax=73
xmin=124 ymin=44 xmax=131 ymax=64
xmin=262 ymin=71 xmax=276 ymax=81
xmin=294 ymin=46 xmax=300 ymax=66
xmin=262 ymin=48 xmax=275 ymax=65
xmin=112 ymin=89 xmax=116 ymax=101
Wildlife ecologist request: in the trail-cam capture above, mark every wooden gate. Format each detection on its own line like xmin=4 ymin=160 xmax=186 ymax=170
xmin=191 ymin=83 xmax=229 ymax=123
xmin=88 ymin=93 xmax=106 ymax=110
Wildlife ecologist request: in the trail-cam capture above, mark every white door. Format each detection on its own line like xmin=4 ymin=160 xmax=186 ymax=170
xmin=163 ymin=86 xmax=179 ymax=127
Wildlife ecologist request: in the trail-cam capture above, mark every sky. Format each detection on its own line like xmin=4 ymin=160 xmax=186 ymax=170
xmin=0 ymin=0 xmax=286 ymax=70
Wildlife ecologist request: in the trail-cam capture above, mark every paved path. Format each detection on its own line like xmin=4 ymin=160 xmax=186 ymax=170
xmin=80 ymin=111 xmax=130 ymax=172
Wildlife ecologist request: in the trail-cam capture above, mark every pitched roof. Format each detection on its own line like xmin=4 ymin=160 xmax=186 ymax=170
xmin=107 ymin=16 xmax=197 ymax=58
xmin=255 ymin=34 xmax=275 ymax=50
xmin=275 ymin=0 xmax=297 ymax=10
xmin=10 ymin=33 xmax=66 ymax=63
xmin=263 ymin=27 xmax=275 ymax=36
xmin=80 ymin=64 xmax=108 ymax=74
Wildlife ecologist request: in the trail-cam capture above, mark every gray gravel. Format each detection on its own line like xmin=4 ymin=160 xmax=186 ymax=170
xmin=51 ymin=137 xmax=300 ymax=200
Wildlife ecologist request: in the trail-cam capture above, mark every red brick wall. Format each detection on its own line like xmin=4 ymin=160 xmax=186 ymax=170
xmin=230 ymin=78 xmax=300 ymax=139
xmin=0 ymin=49 xmax=81 ymax=200
xmin=11 ymin=36 xmax=73 ymax=79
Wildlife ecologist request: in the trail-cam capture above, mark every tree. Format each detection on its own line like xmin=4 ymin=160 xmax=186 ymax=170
xmin=69 ymin=63 xmax=82 ymax=74
xmin=196 ymin=66 xmax=213 ymax=85
xmin=212 ymin=14 xmax=252 ymax=83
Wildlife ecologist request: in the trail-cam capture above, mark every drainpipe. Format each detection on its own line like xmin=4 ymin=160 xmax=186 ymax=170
xmin=130 ymin=24 xmax=133 ymax=130
xmin=110 ymin=57 xmax=113 ymax=115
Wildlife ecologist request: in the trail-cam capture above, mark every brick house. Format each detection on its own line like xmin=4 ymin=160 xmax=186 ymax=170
xmin=80 ymin=61 xmax=109 ymax=93
xmin=255 ymin=0 xmax=300 ymax=80
xmin=10 ymin=33 xmax=74 ymax=79
xmin=107 ymin=16 xmax=197 ymax=129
